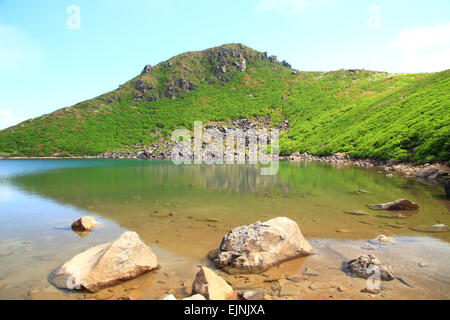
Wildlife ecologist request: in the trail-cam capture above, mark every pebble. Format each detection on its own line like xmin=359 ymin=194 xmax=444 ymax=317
xmin=303 ymin=267 xmax=320 ymax=277
xmin=336 ymin=229 xmax=352 ymax=233
xmin=361 ymin=287 xmax=380 ymax=294
xmin=242 ymin=290 xmax=265 ymax=300
xmin=337 ymin=285 xmax=346 ymax=292
xmin=418 ymin=262 xmax=429 ymax=268
xmin=286 ymin=274 xmax=306 ymax=282
xmin=376 ymin=235 xmax=393 ymax=242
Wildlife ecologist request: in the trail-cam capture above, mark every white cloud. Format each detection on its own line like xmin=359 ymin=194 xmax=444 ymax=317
xmin=0 ymin=109 xmax=26 ymax=130
xmin=256 ymin=0 xmax=309 ymax=15
xmin=392 ymin=22 xmax=450 ymax=73
xmin=0 ymin=24 xmax=44 ymax=72
xmin=367 ymin=5 xmax=381 ymax=30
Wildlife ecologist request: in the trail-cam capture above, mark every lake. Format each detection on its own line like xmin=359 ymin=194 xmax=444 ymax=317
xmin=0 ymin=159 xmax=449 ymax=300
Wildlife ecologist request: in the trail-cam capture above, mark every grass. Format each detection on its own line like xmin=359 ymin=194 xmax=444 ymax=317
xmin=0 ymin=43 xmax=449 ymax=163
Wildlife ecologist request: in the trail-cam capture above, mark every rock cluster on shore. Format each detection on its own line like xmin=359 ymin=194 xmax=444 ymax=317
xmin=289 ymin=152 xmax=449 ymax=180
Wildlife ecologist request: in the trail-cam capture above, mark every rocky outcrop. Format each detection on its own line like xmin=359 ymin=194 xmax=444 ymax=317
xmin=191 ymin=266 xmax=235 ymax=300
xmin=214 ymin=217 xmax=313 ymax=272
xmin=50 ymin=232 xmax=158 ymax=292
xmin=71 ymin=216 xmax=97 ymax=232
xmin=347 ymin=255 xmax=394 ymax=281
xmin=141 ymin=65 xmax=153 ymax=74
xmin=368 ymin=199 xmax=419 ymax=210
xmin=133 ymin=79 xmax=158 ymax=102
xmin=162 ymin=78 xmax=197 ymax=99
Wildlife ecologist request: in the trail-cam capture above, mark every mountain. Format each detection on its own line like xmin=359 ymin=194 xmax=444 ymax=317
xmin=0 ymin=43 xmax=449 ymax=162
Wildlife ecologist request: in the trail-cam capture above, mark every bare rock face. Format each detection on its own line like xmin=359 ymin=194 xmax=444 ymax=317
xmin=50 ymin=232 xmax=158 ymax=292
xmin=192 ymin=266 xmax=235 ymax=300
xmin=71 ymin=216 xmax=97 ymax=232
xmin=368 ymin=199 xmax=419 ymax=210
xmin=141 ymin=65 xmax=153 ymax=74
xmin=214 ymin=217 xmax=313 ymax=272
xmin=347 ymin=255 xmax=394 ymax=281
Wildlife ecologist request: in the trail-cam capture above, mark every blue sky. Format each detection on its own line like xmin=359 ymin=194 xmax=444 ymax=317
xmin=0 ymin=0 xmax=449 ymax=129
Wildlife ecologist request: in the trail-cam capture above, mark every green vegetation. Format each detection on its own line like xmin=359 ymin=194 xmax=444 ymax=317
xmin=0 ymin=43 xmax=449 ymax=162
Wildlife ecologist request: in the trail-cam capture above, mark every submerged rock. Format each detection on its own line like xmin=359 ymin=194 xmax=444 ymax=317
xmin=214 ymin=217 xmax=313 ymax=272
xmin=50 ymin=232 xmax=158 ymax=292
xmin=431 ymin=224 xmax=449 ymax=232
xmin=347 ymin=255 xmax=394 ymax=281
xmin=368 ymin=199 xmax=419 ymax=211
xmin=182 ymin=294 xmax=207 ymax=300
xmin=71 ymin=216 xmax=97 ymax=232
xmin=192 ymin=266 xmax=235 ymax=300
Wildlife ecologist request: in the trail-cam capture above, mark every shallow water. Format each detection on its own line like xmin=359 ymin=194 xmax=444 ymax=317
xmin=0 ymin=159 xmax=449 ymax=300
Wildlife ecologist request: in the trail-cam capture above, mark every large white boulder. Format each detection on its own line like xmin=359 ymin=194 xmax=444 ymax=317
xmin=214 ymin=217 xmax=313 ymax=272
xmin=50 ymin=232 xmax=158 ymax=292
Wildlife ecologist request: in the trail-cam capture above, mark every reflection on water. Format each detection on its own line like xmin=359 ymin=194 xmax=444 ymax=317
xmin=0 ymin=159 xmax=449 ymax=300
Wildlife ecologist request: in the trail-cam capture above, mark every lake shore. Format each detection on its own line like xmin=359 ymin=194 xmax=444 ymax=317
xmin=2 ymin=153 xmax=449 ymax=182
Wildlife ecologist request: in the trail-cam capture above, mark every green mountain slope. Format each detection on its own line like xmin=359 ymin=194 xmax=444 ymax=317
xmin=0 ymin=43 xmax=449 ymax=162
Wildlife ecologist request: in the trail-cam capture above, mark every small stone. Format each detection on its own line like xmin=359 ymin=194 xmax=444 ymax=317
xmin=337 ymin=285 xmax=346 ymax=292
xmin=182 ymin=294 xmax=207 ymax=301
xmin=309 ymin=282 xmax=336 ymax=291
xmin=347 ymin=255 xmax=394 ymax=281
xmin=71 ymin=216 xmax=97 ymax=232
xmin=431 ymin=224 xmax=448 ymax=232
xmin=336 ymin=229 xmax=352 ymax=233
xmin=418 ymin=262 xmax=429 ymax=268
xmin=286 ymin=274 xmax=306 ymax=282
xmin=242 ymin=290 xmax=265 ymax=300
xmin=369 ymin=199 xmax=419 ymax=211
xmin=303 ymin=267 xmax=320 ymax=277
xmin=27 ymin=289 xmax=40 ymax=296
xmin=376 ymin=235 xmax=393 ymax=242
xmin=303 ymin=288 xmax=313 ymax=294
xmin=361 ymin=287 xmax=381 ymax=294
xmin=192 ymin=266 xmax=234 ymax=300
xmin=207 ymin=249 xmax=219 ymax=261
